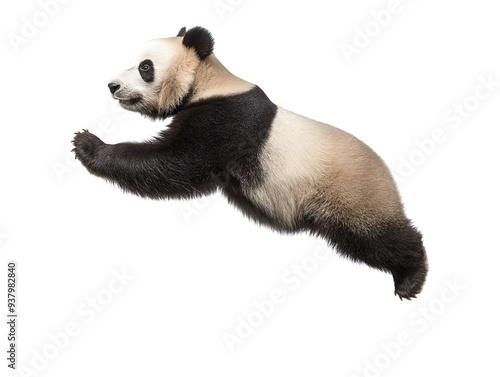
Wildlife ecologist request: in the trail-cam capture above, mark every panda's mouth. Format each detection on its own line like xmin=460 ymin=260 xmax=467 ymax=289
xmin=118 ymin=96 xmax=142 ymax=106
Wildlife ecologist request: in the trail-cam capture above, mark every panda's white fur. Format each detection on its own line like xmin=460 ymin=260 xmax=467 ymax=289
xmin=73 ymin=27 xmax=427 ymax=299
xmin=246 ymin=107 xmax=405 ymax=233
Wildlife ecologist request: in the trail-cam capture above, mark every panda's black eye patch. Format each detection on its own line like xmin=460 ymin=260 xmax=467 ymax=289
xmin=138 ymin=59 xmax=154 ymax=83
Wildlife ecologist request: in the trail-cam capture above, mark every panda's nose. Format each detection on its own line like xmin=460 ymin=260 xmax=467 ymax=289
xmin=108 ymin=82 xmax=120 ymax=94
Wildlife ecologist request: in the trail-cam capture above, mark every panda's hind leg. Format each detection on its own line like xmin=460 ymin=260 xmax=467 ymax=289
xmin=309 ymin=217 xmax=428 ymax=299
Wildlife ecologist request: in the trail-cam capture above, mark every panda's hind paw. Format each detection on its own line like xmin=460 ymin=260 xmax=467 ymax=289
xmin=393 ymin=264 xmax=428 ymax=300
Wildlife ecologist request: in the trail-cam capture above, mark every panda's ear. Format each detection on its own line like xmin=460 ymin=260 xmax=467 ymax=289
xmin=182 ymin=26 xmax=214 ymax=60
xmin=176 ymin=27 xmax=187 ymax=37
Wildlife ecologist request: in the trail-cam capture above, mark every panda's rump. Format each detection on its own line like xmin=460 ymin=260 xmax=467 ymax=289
xmin=245 ymin=107 xmax=405 ymax=232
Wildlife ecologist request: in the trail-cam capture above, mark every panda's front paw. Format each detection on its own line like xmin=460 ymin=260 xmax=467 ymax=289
xmin=72 ymin=130 xmax=105 ymax=167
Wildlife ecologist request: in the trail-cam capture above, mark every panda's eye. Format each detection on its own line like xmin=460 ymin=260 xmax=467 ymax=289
xmin=138 ymin=59 xmax=154 ymax=83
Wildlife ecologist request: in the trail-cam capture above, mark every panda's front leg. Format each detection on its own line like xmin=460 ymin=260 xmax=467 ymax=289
xmin=72 ymin=129 xmax=212 ymax=199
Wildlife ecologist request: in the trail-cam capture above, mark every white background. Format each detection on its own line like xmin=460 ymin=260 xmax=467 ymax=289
xmin=1 ymin=0 xmax=499 ymax=376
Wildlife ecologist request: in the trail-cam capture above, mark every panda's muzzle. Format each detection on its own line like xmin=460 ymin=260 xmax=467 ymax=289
xmin=107 ymin=81 xmax=142 ymax=107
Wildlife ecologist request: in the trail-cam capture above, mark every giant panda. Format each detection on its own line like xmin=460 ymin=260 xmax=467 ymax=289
xmin=72 ymin=26 xmax=428 ymax=299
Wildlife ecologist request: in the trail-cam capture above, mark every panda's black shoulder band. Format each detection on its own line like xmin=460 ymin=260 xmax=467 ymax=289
xmin=163 ymin=85 xmax=277 ymax=189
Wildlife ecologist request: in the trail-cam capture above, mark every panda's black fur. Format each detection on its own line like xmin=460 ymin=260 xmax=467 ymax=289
xmin=73 ymin=27 xmax=428 ymax=300
xmin=138 ymin=59 xmax=155 ymax=83
xmin=181 ymin=26 xmax=215 ymax=60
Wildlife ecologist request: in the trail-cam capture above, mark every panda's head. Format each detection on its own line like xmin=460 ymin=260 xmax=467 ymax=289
xmin=108 ymin=26 xmax=214 ymax=120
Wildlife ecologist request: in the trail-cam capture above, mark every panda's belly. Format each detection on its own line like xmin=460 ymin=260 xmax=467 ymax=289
xmin=242 ymin=107 xmax=335 ymax=229
xmin=243 ymin=107 xmax=404 ymax=231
